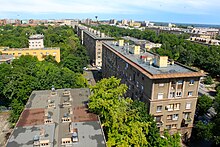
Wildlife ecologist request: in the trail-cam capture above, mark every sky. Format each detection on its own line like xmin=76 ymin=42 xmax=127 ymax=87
xmin=0 ymin=0 xmax=219 ymax=24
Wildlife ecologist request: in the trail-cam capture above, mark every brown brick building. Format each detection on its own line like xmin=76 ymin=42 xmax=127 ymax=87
xmin=102 ymin=40 xmax=203 ymax=139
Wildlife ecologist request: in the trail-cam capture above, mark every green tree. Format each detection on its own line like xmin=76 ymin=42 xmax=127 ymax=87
xmin=195 ymin=121 xmax=214 ymax=141
xmin=204 ymin=76 xmax=213 ymax=85
xmin=197 ymin=95 xmax=213 ymax=116
xmin=89 ymin=77 xmax=181 ymax=147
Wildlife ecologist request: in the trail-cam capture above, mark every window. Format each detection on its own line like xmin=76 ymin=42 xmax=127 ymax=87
xmin=172 ymin=114 xmax=179 ymax=120
xmin=141 ymin=85 xmax=144 ymax=91
xmin=154 ymin=116 xmax=161 ymax=122
xmin=158 ymin=93 xmax=164 ymax=100
xmin=177 ymin=80 xmax=183 ymax=89
xmin=184 ymin=112 xmax=191 ymax=120
xmin=189 ymin=79 xmax=194 ymax=85
xmin=18 ymin=53 xmax=22 ymax=56
xmin=174 ymin=103 xmax=180 ymax=110
xmin=176 ymin=91 xmax=182 ymax=97
xmin=157 ymin=106 xmax=162 ymax=112
xmin=98 ymin=56 xmax=101 ymax=58
xmin=172 ymin=124 xmax=177 ymax=128
xmin=177 ymin=80 xmax=183 ymax=84
xmin=136 ymin=81 xmax=139 ymax=87
xmin=171 ymin=81 xmax=176 ymax=89
xmin=186 ymin=103 xmax=191 ymax=110
xmin=167 ymin=115 xmax=172 ymax=120
xmin=166 ymin=125 xmax=171 ymax=130
xmin=188 ymin=91 xmax=193 ymax=97
xmin=125 ymin=63 xmax=128 ymax=69
xmin=169 ymin=92 xmax=175 ymax=98
xmin=166 ymin=104 xmax=173 ymax=111
xmin=159 ymin=83 xmax=164 ymax=87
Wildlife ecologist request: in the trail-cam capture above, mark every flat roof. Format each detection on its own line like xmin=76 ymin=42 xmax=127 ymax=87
xmin=7 ymin=124 xmax=55 ymax=147
xmin=122 ymin=36 xmax=147 ymax=44
xmin=1 ymin=47 xmax=60 ymax=51
xmin=103 ymin=41 xmax=203 ymax=79
xmin=16 ymin=108 xmax=45 ymax=127
xmin=72 ymin=121 xmax=106 ymax=147
xmin=84 ymin=30 xmax=114 ymax=40
xmin=29 ymin=34 xmax=44 ymax=39
xmin=0 ymin=55 xmax=14 ymax=61
xmin=7 ymin=88 xmax=106 ymax=147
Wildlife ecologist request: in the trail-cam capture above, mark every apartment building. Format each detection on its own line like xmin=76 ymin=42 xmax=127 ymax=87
xmin=0 ymin=35 xmax=60 ymax=62
xmin=6 ymin=88 xmax=106 ymax=147
xmin=102 ymin=40 xmax=203 ymax=139
xmin=75 ymin=25 xmax=114 ymax=67
xmin=189 ymin=36 xmax=220 ymax=46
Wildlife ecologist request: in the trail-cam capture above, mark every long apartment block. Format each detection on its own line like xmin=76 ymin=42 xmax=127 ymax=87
xmin=6 ymin=88 xmax=106 ymax=147
xmin=75 ymin=25 xmax=114 ymax=67
xmin=102 ymin=40 xmax=203 ymax=139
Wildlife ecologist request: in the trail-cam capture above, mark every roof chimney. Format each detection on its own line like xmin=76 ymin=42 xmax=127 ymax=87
xmin=101 ymin=33 xmax=105 ymax=38
xmin=130 ymin=45 xmax=140 ymax=55
xmin=119 ymin=40 xmax=124 ymax=46
xmin=154 ymin=56 xmax=168 ymax=68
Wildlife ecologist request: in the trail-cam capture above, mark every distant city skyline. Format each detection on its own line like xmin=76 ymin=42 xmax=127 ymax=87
xmin=0 ymin=0 xmax=219 ymax=25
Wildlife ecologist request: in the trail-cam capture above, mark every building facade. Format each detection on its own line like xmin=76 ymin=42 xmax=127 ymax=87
xmin=102 ymin=40 xmax=203 ymax=139
xmin=0 ymin=47 xmax=60 ymax=62
xmin=75 ymin=25 xmax=114 ymax=67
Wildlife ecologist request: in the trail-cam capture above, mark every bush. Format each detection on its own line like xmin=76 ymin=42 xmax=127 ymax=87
xmin=204 ymin=76 xmax=213 ymax=85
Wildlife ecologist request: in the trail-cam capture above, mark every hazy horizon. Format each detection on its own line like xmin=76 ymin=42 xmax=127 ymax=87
xmin=0 ymin=0 xmax=220 ymax=25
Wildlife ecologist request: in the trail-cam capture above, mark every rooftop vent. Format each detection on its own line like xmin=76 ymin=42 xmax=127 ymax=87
xmin=72 ymin=128 xmax=79 ymax=142
xmin=33 ymin=135 xmax=40 ymax=141
xmin=51 ymin=85 xmax=55 ymax=92
xmin=64 ymin=113 xmax=69 ymax=118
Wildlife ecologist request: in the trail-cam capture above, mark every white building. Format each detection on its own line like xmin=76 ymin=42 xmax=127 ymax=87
xmin=29 ymin=34 xmax=44 ymax=49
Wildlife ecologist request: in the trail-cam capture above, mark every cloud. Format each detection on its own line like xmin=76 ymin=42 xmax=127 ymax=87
xmin=0 ymin=0 xmax=219 ymax=15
